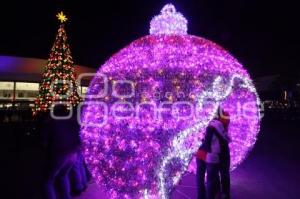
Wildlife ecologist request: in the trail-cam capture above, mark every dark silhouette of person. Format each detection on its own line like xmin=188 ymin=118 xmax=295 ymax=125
xmin=69 ymin=152 xmax=89 ymax=196
xmin=42 ymin=104 xmax=81 ymax=199
xmin=218 ymin=110 xmax=231 ymax=199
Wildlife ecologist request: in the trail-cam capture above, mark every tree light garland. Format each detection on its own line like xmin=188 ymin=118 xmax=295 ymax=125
xmin=80 ymin=4 xmax=261 ymax=199
xmin=33 ymin=12 xmax=80 ymax=115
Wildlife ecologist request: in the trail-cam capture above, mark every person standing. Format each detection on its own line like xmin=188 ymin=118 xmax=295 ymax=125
xmin=42 ymin=105 xmax=81 ymax=199
xmin=69 ymin=152 xmax=88 ymax=196
xmin=217 ymin=111 xmax=231 ymax=199
xmin=196 ymin=108 xmax=231 ymax=199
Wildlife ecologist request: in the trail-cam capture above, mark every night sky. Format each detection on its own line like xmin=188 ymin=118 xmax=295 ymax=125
xmin=0 ymin=0 xmax=299 ymax=78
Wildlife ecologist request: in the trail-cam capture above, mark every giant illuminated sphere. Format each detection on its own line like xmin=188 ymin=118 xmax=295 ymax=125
xmin=80 ymin=4 xmax=260 ymax=199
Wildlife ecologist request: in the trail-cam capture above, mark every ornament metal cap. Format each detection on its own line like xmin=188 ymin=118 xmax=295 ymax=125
xmin=150 ymin=4 xmax=188 ymax=35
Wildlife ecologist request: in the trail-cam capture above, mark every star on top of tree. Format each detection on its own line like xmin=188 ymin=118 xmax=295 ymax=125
xmin=56 ymin=11 xmax=68 ymax=23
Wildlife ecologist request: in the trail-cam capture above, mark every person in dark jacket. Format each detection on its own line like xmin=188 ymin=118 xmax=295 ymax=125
xmin=218 ymin=111 xmax=231 ymax=199
xmin=196 ymin=108 xmax=231 ymax=199
xmin=69 ymin=152 xmax=88 ymax=196
xmin=42 ymin=104 xmax=81 ymax=199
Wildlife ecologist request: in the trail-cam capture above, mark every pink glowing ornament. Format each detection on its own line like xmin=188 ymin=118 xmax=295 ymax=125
xmin=80 ymin=4 xmax=260 ymax=199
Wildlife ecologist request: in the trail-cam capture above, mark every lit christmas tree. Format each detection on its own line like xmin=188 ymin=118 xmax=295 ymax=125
xmin=33 ymin=12 xmax=81 ymax=115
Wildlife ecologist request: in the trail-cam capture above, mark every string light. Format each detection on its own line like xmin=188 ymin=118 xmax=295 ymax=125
xmin=80 ymin=4 xmax=260 ymax=198
xmin=33 ymin=14 xmax=80 ymax=115
xmin=157 ymin=74 xmax=260 ymax=198
xmin=150 ymin=4 xmax=188 ymax=35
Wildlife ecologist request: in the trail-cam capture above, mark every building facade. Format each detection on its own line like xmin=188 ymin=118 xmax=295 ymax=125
xmin=0 ymin=55 xmax=96 ymax=110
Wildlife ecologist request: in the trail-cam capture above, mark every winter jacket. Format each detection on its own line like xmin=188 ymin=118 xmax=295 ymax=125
xmin=196 ymin=119 xmax=231 ymax=163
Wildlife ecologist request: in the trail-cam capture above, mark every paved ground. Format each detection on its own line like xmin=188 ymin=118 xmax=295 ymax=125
xmin=4 ymin=117 xmax=300 ymax=199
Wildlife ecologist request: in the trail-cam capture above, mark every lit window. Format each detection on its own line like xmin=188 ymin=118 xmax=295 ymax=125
xmin=0 ymin=82 xmax=14 ymax=99
xmin=15 ymin=82 xmax=39 ymax=100
xmin=16 ymin=82 xmax=39 ymax=91
xmin=0 ymin=81 xmax=14 ymax=90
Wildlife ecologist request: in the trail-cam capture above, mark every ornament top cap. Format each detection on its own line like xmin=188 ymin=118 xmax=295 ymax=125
xmin=149 ymin=4 xmax=188 ymax=35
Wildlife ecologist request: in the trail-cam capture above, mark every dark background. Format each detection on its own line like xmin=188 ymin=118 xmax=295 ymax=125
xmin=0 ymin=0 xmax=299 ymax=77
